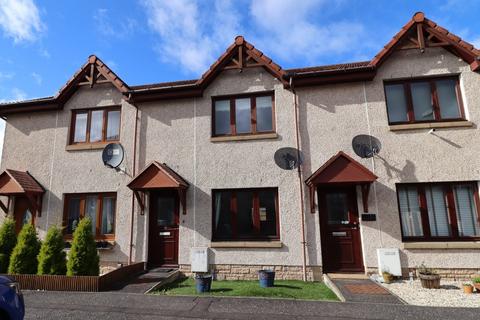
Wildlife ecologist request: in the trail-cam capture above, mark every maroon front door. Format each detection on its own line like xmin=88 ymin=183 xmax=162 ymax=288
xmin=13 ymin=196 xmax=34 ymax=234
xmin=148 ymin=190 xmax=179 ymax=267
xmin=318 ymin=186 xmax=364 ymax=273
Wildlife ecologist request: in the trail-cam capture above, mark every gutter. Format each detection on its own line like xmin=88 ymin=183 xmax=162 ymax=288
xmin=290 ymin=76 xmax=308 ymax=282
xmin=128 ymin=94 xmax=139 ymax=265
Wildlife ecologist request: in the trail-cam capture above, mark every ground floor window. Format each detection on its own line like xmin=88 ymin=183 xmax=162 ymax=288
xmin=212 ymin=188 xmax=279 ymax=241
xmin=397 ymin=182 xmax=480 ymax=241
xmin=63 ymin=193 xmax=116 ymax=240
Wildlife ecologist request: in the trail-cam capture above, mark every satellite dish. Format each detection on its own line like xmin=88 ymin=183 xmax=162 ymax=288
xmin=102 ymin=143 xmax=124 ymax=168
xmin=352 ymin=135 xmax=381 ymax=159
xmin=274 ymin=147 xmax=303 ymax=170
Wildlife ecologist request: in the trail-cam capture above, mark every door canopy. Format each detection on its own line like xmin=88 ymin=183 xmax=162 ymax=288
xmin=128 ymin=162 xmax=189 ymax=215
xmin=0 ymin=170 xmax=45 ymax=216
xmin=305 ymin=152 xmax=377 ymax=213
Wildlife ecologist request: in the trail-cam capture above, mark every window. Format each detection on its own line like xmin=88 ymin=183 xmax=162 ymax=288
xmin=63 ymin=193 xmax=116 ymax=240
xmin=70 ymin=107 xmax=121 ymax=145
xmin=212 ymin=188 xmax=279 ymax=241
xmin=212 ymin=93 xmax=275 ymax=136
xmin=396 ymin=182 xmax=480 ymax=241
xmin=384 ymin=77 xmax=464 ymax=124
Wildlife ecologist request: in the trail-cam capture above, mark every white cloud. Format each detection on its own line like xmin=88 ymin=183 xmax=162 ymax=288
xmin=94 ymin=8 xmax=137 ymax=39
xmin=31 ymin=72 xmax=42 ymax=85
xmin=0 ymin=71 xmax=14 ymax=80
xmin=141 ymin=0 xmax=241 ymax=74
xmin=11 ymin=87 xmax=27 ymax=101
xmin=0 ymin=0 xmax=45 ymax=43
xmin=472 ymin=37 xmax=480 ymax=49
xmin=249 ymin=0 xmax=367 ymax=64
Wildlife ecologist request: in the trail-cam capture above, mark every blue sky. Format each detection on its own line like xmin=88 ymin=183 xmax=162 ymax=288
xmin=0 ymin=0 xmax=479 ymax=157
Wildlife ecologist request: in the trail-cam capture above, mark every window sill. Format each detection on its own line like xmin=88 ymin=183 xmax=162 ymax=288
xmin=210 ymin=241 xmax=283 ymax=248
xmin=66 ymin=143 xmax=111 ymax=151
xmin=403 ymin=241 xmax=480 ymax=249
xmin=389 ymin=121 xmax=473 ymax=131
xmin=210 ymin=132 xmax=278 ymax=142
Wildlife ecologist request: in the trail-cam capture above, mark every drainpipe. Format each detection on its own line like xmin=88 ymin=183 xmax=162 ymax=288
xmin=128 ymin=94 xmax=139 ymax=265
xmin=290 ymin=76 xmax=308 ymax=281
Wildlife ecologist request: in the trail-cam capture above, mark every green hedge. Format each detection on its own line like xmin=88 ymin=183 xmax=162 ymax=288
xmin=67 ymin=218 xmax=99 ymax=276
xmin=37 ymin=226 xmax=66 ymax=275
xmin=8 ymin=223 xmax=40 ymax=274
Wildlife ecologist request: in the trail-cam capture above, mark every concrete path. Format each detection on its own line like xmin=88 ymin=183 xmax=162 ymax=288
xmin=109 ymin=267 xmax=178 ymax=293
xmin=23 ymin=290 xmax=478 ymax=320
xmin=330 ymin=278 xmax=404 ymax=304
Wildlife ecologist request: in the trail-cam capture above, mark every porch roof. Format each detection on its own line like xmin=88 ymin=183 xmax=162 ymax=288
xmin=305 ymin=152 xmax=377 ymax=214
xmin=127 ymin=162 xmax=189 ymax=215
xmin=305 ymin=151 xmax=377 ymax=186
xmin=0 ymin=169 xmax=44 ymax=195
xmin=0 ymin=169 xmax=45 ymax=216
xmin=127 ymin=161 xmax=189 ymax=191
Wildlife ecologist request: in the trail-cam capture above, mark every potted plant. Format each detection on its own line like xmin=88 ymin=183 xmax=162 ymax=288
xmin=472 ymin=277 xmax=480 ymax=292
xmin=258 ymin=269 xmax=275 ymax=288
xmin=463 ymin=283 xmax=474 ymax=294
xmin=417 ymin=263 xmax=441 ymax=289
xmin=382 ymin=271 xmax=394 ymax=284
xmin=195 ymin=272 xmax=212 ymax=293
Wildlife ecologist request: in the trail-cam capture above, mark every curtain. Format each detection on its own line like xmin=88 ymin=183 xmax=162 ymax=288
xmin=398 ymin=186 xmax=423 ymax=237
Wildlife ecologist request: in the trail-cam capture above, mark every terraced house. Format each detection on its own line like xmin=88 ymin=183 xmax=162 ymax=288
xmin=0 ymin=12 xmax=479 ymax=280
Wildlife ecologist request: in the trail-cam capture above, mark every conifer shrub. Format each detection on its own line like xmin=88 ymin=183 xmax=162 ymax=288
xmin=66 ymin=217 xmax=99 ymax=276
xmin=37 ymin=226 xmax=66 ymax=275
xmin=0 ymin=218 xmax=16 ymax=273
xmin=8 ymin=223 xmax=40 ymax=274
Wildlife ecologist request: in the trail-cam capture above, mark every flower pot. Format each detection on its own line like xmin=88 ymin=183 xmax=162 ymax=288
xmin=419 ymin=273 xmax=441 ymax=289
xmin=473 ymin=283 xmax=480 ymax=292
xmin=258 ymin=270 xmax=275 ymax=288
xmin=463 ymin=285 xmax=474 ymax=294
xmin=195 ymin=274 xmax=212 ymax=293
xmin=382 ymin=273 xmax=394 ymax=284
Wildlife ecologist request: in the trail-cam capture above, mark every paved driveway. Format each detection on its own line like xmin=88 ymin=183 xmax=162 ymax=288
xmin=24 ymin=291 xmax=478 ymax=320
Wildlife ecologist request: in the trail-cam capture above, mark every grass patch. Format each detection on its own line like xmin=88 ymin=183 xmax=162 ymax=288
xmin=154 ymin=277 xmax=339 ymax=301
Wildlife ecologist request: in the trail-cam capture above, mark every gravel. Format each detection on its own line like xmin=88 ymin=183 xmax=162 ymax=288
xmin=381 ymin=280 xmax=480 ymax=308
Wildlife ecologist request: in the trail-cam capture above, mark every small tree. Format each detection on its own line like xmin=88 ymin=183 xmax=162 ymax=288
xmin=8 ymin=223 xmax=40 ymax=274
xmin=37 ymin=226 xmax=66 ymax=275
xmin=67 ymin=218 xmax=99 ymax=276
xmin=0 ymin=218 xmax=17 ymax=273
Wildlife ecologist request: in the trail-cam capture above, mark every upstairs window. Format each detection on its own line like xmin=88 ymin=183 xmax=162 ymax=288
xmin=212 ymin=92 xmax=275 ymax=136
xmin=212 ymin=188 xmax=279 ymax=241
xmin=397 ymin=182 xmax=480 ymax=241
xmin=63 ymin=193 xmax=116 ymax=240
xmin=70 ymin=107 xmax=121 ymax=145
xmin=384 ymin=77 xmax=464 ymax=124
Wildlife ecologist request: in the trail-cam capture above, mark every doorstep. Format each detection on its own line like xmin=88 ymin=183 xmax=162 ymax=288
xmin=326 ymin=273 xmax=369 ymax=280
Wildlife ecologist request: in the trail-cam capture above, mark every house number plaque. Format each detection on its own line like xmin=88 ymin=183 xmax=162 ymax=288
xmin=159 ymin=232 xmax=171 ymax=236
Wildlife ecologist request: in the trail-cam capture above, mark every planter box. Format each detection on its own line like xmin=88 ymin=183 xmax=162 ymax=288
xmin=419 ymin=273 xmax=441 ymax=289
xmin=2 ymin=262 xmax=144 ymax=292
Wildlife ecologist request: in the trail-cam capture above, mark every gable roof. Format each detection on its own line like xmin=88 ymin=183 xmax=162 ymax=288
xmin=1 ymin=12 xmax=478 ymax=112
xmin=370 ymin=12 xmax=480 ymax=71
xmin=0 ymin=169 xmax=45 ymax=195
xmin=0 ymin=55 xmax=129 ymax=115
xmin=305 ymin=151 xmax=377 ymax=186
xmin=127 ymin=161 xmax=189 ymax=190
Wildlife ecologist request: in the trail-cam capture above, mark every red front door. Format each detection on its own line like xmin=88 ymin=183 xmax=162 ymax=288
xmin=13 ymin=196 xmax=34 ymax=234
xmin=318 ymin=186 xmax=364 ymax=273
xmin=148 ymin=190 xmax=179 ymax=267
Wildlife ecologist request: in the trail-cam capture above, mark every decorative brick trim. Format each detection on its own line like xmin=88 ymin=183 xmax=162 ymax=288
xmin=179 ymin=264 xmax=323 ymax=281
xmin=366 ymin=267 xmax=480 ymax=281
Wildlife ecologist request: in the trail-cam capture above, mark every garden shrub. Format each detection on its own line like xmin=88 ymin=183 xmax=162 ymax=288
xmin=67 ymin=217 xmax=99 ymax=276
xmin=8 ymin=223 xmax=40 ymax=274
xmin=37 ymin=226 xmax=66 ymax=275
xmin=0 ymin=253 xmax=8 ymax=273
xmin=0 ymin=218 xmax=16 ymax=273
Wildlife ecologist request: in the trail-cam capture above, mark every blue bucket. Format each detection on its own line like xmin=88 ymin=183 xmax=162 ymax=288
xmin=195 ymin=274 xmax=212 ymax=293
xmin=258 ymin=270 xmax=275 ymax=288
